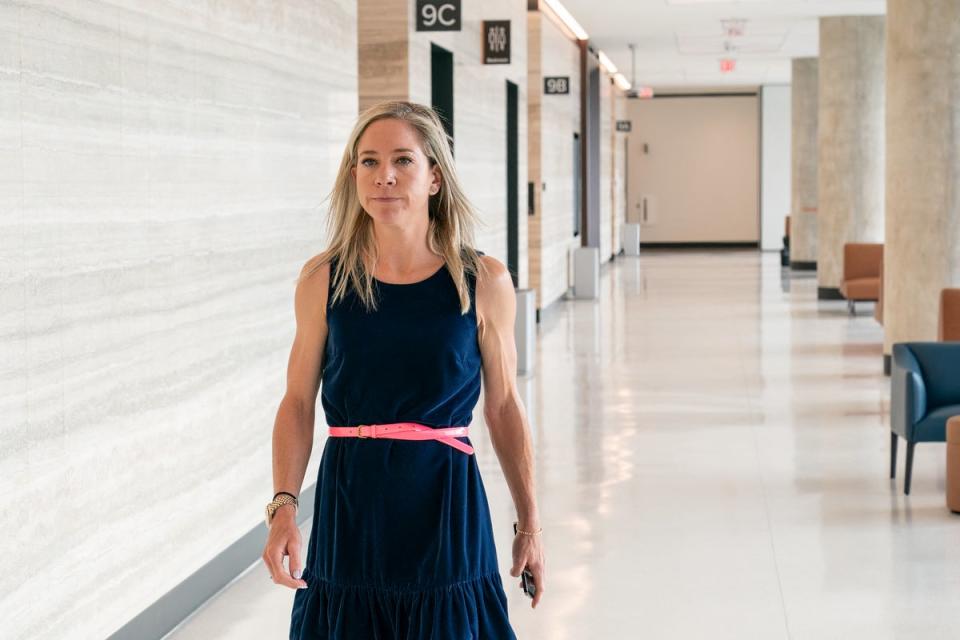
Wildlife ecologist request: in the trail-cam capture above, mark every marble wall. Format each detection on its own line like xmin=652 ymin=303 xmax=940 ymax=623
xmin=884 ymin=0 xmax=960 ymax=352
xmin=527 ymin=9 xmax=581 ymax=312
xmin=597 ymin=65 xmax=628 ymax=262
xmin=611 ymin=90 xmax=627 ymax=259
xmin=0 ymin=1 xmax=357 ymax=637
xmin=599 ymin=67 xmax=613 ymax=261
xmin=790 ymin=58 xmax=819 ymax=266
xmin=407 ymin=0 xmax=530 ymax=286
xmin=358 ymin=0 xmax=408 ymax=111
xmin=816 ymin=15 xmax=886 ymax=292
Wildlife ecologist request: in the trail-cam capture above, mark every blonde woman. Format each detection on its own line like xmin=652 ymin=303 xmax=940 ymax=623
xmin=261 ymin=101 xmax=544 ymax=638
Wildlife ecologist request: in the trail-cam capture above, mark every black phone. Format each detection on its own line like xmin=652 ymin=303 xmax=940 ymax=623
xmin=512 ymin=522 xmax=536 ymax=599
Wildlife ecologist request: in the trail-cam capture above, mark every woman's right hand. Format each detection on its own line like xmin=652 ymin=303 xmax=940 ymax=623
xmin=261 ymin=507 xmax=309 ymax=589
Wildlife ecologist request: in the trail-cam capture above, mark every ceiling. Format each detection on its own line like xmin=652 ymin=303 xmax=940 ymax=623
xmin=559 ymin=0 xmax=886 ymax=90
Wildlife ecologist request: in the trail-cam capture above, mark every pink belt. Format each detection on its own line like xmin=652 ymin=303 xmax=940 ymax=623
xmin=327 ymin=422 xmax=474 ymax=455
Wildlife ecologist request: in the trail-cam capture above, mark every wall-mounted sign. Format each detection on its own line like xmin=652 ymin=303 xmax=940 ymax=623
xmin=544 ymin=76 xmax=570 ymax=95
xmin=483 ymin=20 xmax=511 ymax=64
xmin=416 ymin=0 xmax=461 ymax=32
xmin=615 ymin=120 xmax=632 ymax=132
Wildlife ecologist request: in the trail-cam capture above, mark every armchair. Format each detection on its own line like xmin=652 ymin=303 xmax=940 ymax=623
xmin=890 ymin=342 xmax=960 ymax=494
xmin=940 ymin=288 xmax=960 ymax=341
xmin=839 ymin=243 xmax=883 ymax=315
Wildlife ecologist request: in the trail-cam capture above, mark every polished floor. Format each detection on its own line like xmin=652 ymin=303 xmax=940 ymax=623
xmin=166 ymin=251 xmax=960 ymax=640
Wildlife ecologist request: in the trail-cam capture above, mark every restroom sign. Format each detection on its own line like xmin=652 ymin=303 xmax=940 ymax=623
xmin=616 ymin=120 xmax=632 ymax=132
xmin=483 ymin=21 xmax=511 ymax=64
xmin=544 ymin=76 xmax=570 ymax=94
xmin=416 ymin=0 xmax=461 ymax=31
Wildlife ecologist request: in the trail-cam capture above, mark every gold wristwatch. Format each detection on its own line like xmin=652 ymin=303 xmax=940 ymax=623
xmin=265 ymin=493 xmax=299 ymax=527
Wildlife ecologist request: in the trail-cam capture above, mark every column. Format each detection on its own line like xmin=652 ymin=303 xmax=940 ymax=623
xmin=790 ymin=58 xmax=819 ymax=270
xmin=816 ymin=16 xmax=886 ymax=298
xmin=884 ymin=0 xmax=960 ymax=360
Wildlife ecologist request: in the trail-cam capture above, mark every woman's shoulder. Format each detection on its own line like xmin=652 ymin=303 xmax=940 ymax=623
xmin=298 ymin=253 xmax=333 ymax=285
xmin=295 ymin=254 xmax=334 ymax=314
xmin=473 ymin=253 xmax=511 ymax=299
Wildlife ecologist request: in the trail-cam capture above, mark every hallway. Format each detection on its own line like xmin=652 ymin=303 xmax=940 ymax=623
xmin=166 ymin=251 xmax=957 ymax=639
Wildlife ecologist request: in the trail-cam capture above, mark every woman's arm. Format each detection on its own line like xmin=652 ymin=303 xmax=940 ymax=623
xmin=475 ymin=255 xmax=545 ymax=607
xmin=262 ymin=258 xmax=330 ymax=590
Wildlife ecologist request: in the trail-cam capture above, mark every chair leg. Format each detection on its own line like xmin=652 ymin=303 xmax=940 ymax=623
xmin=848 ymin=299 xmax=856 ymax=315
xmin=904 ymin=441 xmax=916 ymax=495
xmin=890 ymin=432 xmax=898 ymax=479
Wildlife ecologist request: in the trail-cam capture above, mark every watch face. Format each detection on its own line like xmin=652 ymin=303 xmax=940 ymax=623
xmin=265 ymin=504 xmax=275 ymax=527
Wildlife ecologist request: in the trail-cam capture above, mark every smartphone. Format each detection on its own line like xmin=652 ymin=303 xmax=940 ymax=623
xmin=512 ymin=522 xmax=536 ymax=599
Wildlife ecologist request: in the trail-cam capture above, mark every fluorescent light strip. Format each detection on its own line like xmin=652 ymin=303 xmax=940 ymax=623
xmin=613 ymin=73 xmax=631 ymax=91
xmin=541 ymin=0 xmax=589 ymax=41
xmin=598 ymin=50 xmax=618 ymax=75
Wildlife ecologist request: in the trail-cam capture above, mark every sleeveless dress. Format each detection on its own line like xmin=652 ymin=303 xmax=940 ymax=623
xmin=288 ymin=254 xmax=517 ymax=640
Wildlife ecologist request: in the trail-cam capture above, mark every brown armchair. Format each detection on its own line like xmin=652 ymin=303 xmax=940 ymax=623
xmin=940 ymin=288 xmax=960 ymax=341
xmin=840 ymin=243 xmax=883 ymax=315
xmin=874 ymin=254 xmax=884 ymax=324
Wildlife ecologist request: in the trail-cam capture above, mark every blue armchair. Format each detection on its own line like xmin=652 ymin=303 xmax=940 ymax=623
xmin=891 ymin=342 xmax=960 ymax=494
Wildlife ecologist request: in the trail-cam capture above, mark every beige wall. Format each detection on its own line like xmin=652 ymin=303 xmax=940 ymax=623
xmin=527 ymin=9 xmax=581 ymax=311
xmin=626 ymin=95 xmax=760 ymax=243
xmin=358 ymin=0 xmax=408 ymax=110
xmin=0 ymin=1 xmax=358 ymax=637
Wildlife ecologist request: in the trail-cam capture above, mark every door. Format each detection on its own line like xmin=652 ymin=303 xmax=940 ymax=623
xmin=506 ymin=80 xmax=519 ymax=287
xmin=431 ymin=43 xmax=454 ymax=155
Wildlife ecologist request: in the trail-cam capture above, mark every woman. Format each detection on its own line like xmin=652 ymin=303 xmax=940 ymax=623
xmin=261 ymin=100 xmax=545 ymax=639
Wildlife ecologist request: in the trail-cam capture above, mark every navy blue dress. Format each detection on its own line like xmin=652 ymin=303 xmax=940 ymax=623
xmin=289 ymin=254 xmax=517 ymax=640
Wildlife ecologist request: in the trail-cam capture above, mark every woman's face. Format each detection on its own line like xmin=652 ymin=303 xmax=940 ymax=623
xmin=351 ymin=118 xmax=441 ymax=226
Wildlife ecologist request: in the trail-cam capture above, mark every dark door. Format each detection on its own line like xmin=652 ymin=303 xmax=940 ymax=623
xmin=506 ymin=80 xmax=519 ymax=287
xmin=431 ymin=43 xmax=454 ymax=155
xmin=573 ymin=132 xmax=581 ymax=238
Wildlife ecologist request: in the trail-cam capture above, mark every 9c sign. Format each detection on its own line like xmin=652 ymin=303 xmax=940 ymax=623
xmin=416 ymin=0 xmax=461 ymax=31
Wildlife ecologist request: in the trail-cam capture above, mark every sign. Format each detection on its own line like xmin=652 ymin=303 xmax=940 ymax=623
xmin=416 ymin=0 xmax=461 ymax=31
xmin=719 ymin=58 xmax=736 ymax=73
xmin=543 ymin=76 xmax=570 ymax=95
xmin=615 ymin=120 xmax=632 ymax=133
xmin=483 ymin=20 xmax=511 ymax=64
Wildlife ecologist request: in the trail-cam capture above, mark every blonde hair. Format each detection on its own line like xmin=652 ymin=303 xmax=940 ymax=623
xmin=297 ymin=100 xmax=488 ymax=314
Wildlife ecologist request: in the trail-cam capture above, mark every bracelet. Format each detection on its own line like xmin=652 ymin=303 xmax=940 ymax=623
xmin=273 ymin=491 xmax=298 ymax=501
xmin=513 ymin=521 xmax=542 ymax=536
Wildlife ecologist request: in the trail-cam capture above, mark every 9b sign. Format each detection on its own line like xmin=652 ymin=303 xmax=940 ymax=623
xmin=483 ymin=20 xmax=511 ymax=64
xmin=544 ymin=76 xmax=570 ymax=95
xmin=416 ymin=0 xmax=461 ymax=31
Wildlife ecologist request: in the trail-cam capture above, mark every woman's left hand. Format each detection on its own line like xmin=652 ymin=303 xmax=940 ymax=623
xmin=510 ymin=528 xmax=545 ymax=609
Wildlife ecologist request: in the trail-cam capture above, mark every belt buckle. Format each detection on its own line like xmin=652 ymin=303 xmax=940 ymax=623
xmin=357 ymin=424 xmax=371 ymax=438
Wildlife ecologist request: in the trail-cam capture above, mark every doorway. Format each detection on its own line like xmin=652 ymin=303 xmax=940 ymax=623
xmin=431 ymin=43 xmax=454 ymax=155
xmin=506 ymin=80 xmax=519 ymax=287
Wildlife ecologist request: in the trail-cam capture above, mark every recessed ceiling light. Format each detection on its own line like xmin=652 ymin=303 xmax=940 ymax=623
xmin=721 ymin=18 xmax=747 ymax=36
